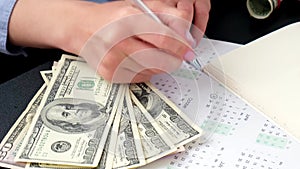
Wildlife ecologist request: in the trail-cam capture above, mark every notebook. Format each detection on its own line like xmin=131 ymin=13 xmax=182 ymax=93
xmin=203 ymin=22 xmax=300 ymax=142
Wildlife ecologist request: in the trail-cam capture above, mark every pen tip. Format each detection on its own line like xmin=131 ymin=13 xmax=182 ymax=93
xmin=187 ymin=59 xmax=202 ymax=70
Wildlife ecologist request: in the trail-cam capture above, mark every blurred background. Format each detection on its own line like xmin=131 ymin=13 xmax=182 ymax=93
xmin=206 ymin=0 xmax=300 ymax=44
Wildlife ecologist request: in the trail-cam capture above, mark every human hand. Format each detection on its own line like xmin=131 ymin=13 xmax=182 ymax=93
xmin=154 ymin=0 xmax=211 ymax=45
xmin=8 ymin=0 xmax=195 ymax=83
xmin=192 ymin=0 xmax=211 ymax=44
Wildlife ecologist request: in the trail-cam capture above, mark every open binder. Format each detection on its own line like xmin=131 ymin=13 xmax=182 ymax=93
xmin=203 ymin=22 xmax=300 ymax=142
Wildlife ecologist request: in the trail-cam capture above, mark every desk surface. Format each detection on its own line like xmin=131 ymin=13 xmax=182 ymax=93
xmin=0 ymin=0 xmax=300 ymax=142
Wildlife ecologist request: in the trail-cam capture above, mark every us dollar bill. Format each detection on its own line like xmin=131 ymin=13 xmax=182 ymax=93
xmin=97 ymin=126 xmax=112 ymax=169
xmin=40 ymin=70 xmax=53 ymax=85
xmin=129 ymin=82 xmax=202 ymax=148
xmin=15 ymin=54 xmax=124 ymax=167
xmin=27 ymin=128 xmax=117 ymax=168
xmin=103 ymin=88 xmax=124 ymax=169
xmin=129 ymin=91 xmax=177 ymax=164
xmin=112 ymin=86 xmax=145 ymax=169
xmin=26 ymin=162 xmax=89 ymax=169
xmin=0 ymin=84 xmax=47 ymax=169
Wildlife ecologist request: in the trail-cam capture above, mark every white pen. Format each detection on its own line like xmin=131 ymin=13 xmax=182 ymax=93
xmin=129 ymin=0 xmax=202 ymax=70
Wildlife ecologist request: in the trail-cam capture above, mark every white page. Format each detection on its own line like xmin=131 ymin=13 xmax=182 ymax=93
xmin=138 ymin=37 xmax=300 ymax=169
xmin=203 ymin=22 xmax=300 ymax=142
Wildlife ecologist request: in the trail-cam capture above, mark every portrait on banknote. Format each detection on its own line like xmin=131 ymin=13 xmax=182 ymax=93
xmin=130 ymin=84 xmax=163 ymax=119
xmin=40 ymin=98 xmax=108 ymax=133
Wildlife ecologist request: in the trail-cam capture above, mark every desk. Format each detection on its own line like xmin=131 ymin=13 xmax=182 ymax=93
xmin=0 ymin=0 xmax=300 ymax=156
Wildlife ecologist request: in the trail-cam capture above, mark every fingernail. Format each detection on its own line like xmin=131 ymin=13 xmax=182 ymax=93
xmin=184 ymin=50 xmax=195 ymax=61
xmin=186 ymin=31 xmax=196 ymax=48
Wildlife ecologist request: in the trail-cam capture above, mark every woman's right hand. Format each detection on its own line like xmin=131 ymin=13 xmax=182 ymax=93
xmin=9 ymin=0 xmax=195 ymax=83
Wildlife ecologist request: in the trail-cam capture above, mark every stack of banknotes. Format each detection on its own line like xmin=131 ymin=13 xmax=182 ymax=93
xmin=0 ymin=54 xmax=202 ymax=169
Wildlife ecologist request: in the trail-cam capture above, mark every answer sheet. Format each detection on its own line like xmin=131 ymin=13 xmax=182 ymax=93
xmin=141 ymin=38 xmax=300 ymax=169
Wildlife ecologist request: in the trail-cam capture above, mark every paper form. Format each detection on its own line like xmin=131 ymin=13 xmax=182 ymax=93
xmin=139 ymin=38 xmax=300 ymax=169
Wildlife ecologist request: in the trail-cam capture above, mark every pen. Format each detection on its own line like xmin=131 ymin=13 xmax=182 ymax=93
xmin=129 ymin=0 xmax=202 ymax=70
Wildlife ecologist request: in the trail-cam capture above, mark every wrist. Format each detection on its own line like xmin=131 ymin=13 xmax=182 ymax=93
xmin=54 ymin=1 xmax=96 ymax=55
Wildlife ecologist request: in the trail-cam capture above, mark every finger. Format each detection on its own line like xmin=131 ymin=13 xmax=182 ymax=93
xmin=139 ymin=32 xmax=192 ymax=59
xmin=162 ymin=0 xmax=177 ymax=7
xmin=115 ymin=37 xmax=164 ymax=75
xmin=116 ymin=37 xmax=183 ymax=75
xmin=111 ymin=68 xmax=152 ymax=83
xmin=142 ymin=0 xmax=177 ymax=7
xmin=131 ymin=73 xmax=152 ymax=83
xmin=98 ymin=49 xmax=156 ymax=83
xmin=98 ymin=52 xmax=158 ymax=83
xmin=96 ymin=48 xmax=127 ymax=81
xmin=110 ymin=49 xmax=181 ymax=83
xmin=126 ymin=47 xmax=183 ymax=74
xmin=146 ymin=0 xmax=195 ymax=46
xmin=99 ymin=36 xmax=184 ymax=83
xmin=174 ymin=0 xmax=195 ymax=45
xmin=191 ymin=0 xmax=211 ymax=44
